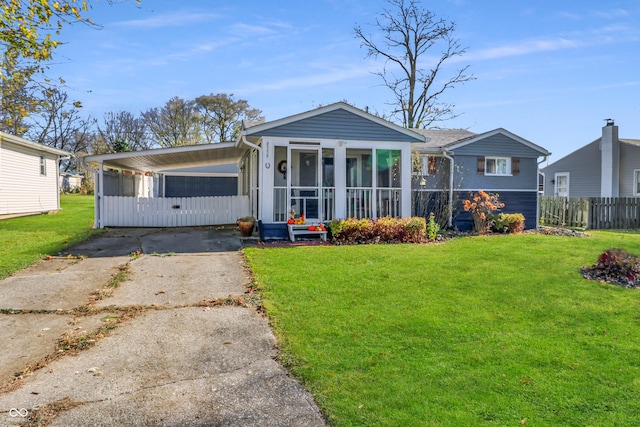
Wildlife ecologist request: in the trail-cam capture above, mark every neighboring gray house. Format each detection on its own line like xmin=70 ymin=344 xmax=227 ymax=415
xmin=412 ymin=128 xmax=551 ymax=230
xmin=541 ymin=120 xmax=640 ymax=198
xmin=0 ymin=132 xmax=70 ymax=217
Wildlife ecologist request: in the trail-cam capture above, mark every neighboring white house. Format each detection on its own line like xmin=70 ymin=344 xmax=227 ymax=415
xmin=0 ymin=132 xmax=71 ymax=217
xmin=60 ymin=171 xmax=84 ymax=193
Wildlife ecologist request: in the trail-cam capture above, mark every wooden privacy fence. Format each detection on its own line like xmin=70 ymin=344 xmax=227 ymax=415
xmin=103 ymin=195 xmax=250 ymax=227
xmin=539 ymin=196 xmax=640 ymax=229
xmin=539 ymin=197 xmax=588 ymax=229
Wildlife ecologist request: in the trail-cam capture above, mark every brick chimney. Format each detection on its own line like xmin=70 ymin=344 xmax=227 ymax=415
xmin=600 ymin=119 xmax=619 ymax=197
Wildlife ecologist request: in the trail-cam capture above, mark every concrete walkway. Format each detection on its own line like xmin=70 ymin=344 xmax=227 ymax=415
xmin=0 ymin=227 xmax=326 ymax=427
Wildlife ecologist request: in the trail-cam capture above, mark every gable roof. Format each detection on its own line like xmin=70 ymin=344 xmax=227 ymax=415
xmin=242 ymin=102 xmax=425 ymax=143
xmin=412 ymin=127 xmax=550 ymax=156
xmin=0 ymin=131 xmax=71 ymax=157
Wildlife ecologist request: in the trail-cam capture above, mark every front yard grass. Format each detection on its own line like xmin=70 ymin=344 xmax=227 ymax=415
xmin=245 ymin=232 xmax=640 ymax=426
xmin=0 ymin=194 xmax=96 ymax=279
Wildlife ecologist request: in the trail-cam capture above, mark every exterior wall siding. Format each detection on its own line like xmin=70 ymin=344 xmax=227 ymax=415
xmin=541 ymin=140 xmax=601 ymax=197
xmin=0 ymin=142 xmax=59 ymax=215
xmin=454 ymin=154 xmax=539 ymax=190
xmin=252 ymin=109 xmax=422 ymax=142
xmin=452 ymin=134 xmax=546 ymax=157
xmin=164 ymin=176 xmax=238 ymax=197
xmin=452 ymin=190 xmax=538 ymax=231
xmin=618 ymin=143 xmax=640 ymax=197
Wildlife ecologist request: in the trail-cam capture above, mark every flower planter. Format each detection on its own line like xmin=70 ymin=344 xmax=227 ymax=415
xmin=236 ymin=217 xmax=256 ymax=237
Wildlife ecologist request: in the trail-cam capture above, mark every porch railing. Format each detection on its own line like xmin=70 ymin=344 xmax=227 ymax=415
xmin=346 ymin=187 xmax=373 ymax=219
xmin=377 ymin=188 xmax=402 ymax=218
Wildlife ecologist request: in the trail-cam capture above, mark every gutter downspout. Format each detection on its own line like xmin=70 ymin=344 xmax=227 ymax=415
xmin=56 ymin=154 xmax=71 ymax=211
xmin=441 ymin=150 xmax=455 ymax=228
xmin=537 ymin=155 xmax=549 ymax=228
xmin=240 ymin=135 xmax=262 ymax=219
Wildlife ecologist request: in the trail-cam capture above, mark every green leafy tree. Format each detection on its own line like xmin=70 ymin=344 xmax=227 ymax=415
xmin=194 ymin=93 xmax=263 ymax=143
xmin=0 ymin=0 xmax=138 ymax=133
xmin=354 ymin=0 xmax=474 ymax=128
xmin=142 ymin=96 xmax=203 ymax=148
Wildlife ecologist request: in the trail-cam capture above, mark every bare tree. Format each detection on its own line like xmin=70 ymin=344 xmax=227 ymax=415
xmin=98 ymin=110 xmax=153 ymax=152
xmin=354 ymin=0 xmax=474 ymax=128
xmin=26 ymin=88 xmax=95 ymax=171
xmin=194 ymin=93 xmax=263 ymax=143
xmin=142 ymin=96 xmax=202 ymax=148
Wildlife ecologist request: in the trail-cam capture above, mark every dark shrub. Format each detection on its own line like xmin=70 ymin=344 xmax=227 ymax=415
xmin=581 ymin=248 xmax=640 ymax=288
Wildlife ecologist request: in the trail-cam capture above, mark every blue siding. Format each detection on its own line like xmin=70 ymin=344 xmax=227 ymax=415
xmin=165 ymin=176 xmax=237 ymax=197
xmin=615 ymin=143 xmax=640 ymax=197
xmin=249 ymin=109 xmax=422 ymax=142
xmin=453 ymin=191 xmax=538 ymax=231
xmin=453 ymin=133 xmax=545 ymax=157
xmin=455 ymin=155 xmax=539 ymax=190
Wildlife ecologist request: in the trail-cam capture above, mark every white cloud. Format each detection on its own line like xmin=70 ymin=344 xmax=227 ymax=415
xmin=115 ymin=11 xmax=220 ymax=29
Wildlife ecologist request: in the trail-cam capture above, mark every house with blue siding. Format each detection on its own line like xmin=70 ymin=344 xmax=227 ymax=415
xmin=541 ymin=120 xmax=640 ymax=199
xmin=239 ymin=102 xmax=424 ymax=238
xmin=84 ymin=102 xmax=550 ymax=233
xmin=412 ymin=127 xmax=551 ymax=230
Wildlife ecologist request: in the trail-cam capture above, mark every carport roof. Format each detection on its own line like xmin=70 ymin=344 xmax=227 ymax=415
xmin=82 ymin=142 xmax=247 ymax=172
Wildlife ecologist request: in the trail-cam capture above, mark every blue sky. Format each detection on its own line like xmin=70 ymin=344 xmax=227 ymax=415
xmin=50 ymin=0 xmax=640 ymax=164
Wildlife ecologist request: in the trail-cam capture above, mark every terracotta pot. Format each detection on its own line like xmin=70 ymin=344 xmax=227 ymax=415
xmin=237 ymin=219 xmax=255 ymax=237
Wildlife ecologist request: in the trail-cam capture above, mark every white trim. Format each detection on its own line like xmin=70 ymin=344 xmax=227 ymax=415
xmin=163 ymin=172 xmax=237 ymax=178
xmin=445 ymin=128 xmax=550 ymax=156
xmin=554 ymin=172 xmax=570 ymax=197
xmin=455 ymin=188 xmax=540 ymax=192
xmin=0 ymin=131 xmax=71 ymax=157
xmin=242 ymin=102 xmax=425 ymax=142
xmin=633 ymin=169 xmax=640 ymax=196
xmin=484 ymin=156 xmax=511 ymax=176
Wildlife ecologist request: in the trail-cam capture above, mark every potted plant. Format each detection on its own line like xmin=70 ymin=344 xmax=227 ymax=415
xmin=236 ymin=216 xmax=256 ymax=237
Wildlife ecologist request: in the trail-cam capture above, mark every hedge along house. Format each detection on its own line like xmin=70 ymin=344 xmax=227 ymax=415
xmin=411 ymin=128 xmax=551 ymax=230
xmin=83 ymin=103 xmax=425 ymax=231
xmin=0 ymin=131 xmax=71 ymax=217
xmin=239 ymin=102 xmax=425 ymax=238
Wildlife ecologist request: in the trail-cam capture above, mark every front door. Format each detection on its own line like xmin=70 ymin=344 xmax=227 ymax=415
xmin=289 ymin=146 xmax=321 ymax=220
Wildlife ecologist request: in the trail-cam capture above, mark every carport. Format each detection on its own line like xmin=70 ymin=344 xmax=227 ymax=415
xmin=83 ymin=143 xmax=251 ymax=228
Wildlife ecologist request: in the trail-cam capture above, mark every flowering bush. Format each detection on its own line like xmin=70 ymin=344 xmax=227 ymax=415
xmin=329 ymin=217 xmax=426 ymax=245
xmin=462 ymin=191 xmax=505 ymax=233
xmin=581 ymin=248 xmax=640 ymax=288
xmin=491 ymin=213 xmax=525 ymax=234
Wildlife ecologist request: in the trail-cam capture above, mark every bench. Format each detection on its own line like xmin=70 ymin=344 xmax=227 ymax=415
xmin=287 ymin=224 xmax=327 ymax=242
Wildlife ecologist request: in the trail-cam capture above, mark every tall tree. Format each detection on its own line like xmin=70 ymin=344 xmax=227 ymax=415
xmin=0 ymin=1 xmax=138 ymax=133
xmin=99 ymin=110 xmax=152 ymax=152
xmin=354 ymin=0 xmax=474 ymax=128
xmin=26 ymin=88 xmax=95 ymax=171
xmin=194 ymin=93 xmax=263 ymax=143
xmin=142 ymin=96 xmax=202 ymax=148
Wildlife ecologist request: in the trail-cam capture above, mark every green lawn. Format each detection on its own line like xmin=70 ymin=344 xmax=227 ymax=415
xmin=0 ymin=194 xmax=97 ymax=279
xmin=245 ymin=232 xmax=640 ymax=426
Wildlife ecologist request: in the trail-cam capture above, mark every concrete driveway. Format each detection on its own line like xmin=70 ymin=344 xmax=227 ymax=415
xmin=0 ymin=227 xmax=326 ymax=426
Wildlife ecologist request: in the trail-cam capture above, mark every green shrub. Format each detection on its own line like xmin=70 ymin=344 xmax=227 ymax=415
xmin=329 ymin=217 xmax=426 ymax=245
xmin=492 ymin=213 xmax=525 ymax=234
xmin=426 ymin=213 xmax=440 ymax=241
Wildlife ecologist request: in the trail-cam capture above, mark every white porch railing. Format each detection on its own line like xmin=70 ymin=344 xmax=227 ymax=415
xmin=273 ymin=187 xmax=336 ymax=222
xmin=377 ymin=189 xmax=402 ymax=218
xmin=103 ymin=196 xmax=250 ymax=227
xmin=346 ymin=187 xmax=373 ymax=219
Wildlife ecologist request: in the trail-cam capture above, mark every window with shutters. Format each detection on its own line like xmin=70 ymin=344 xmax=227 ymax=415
xmin=478 ymin=156 xmax=519 ymax=176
